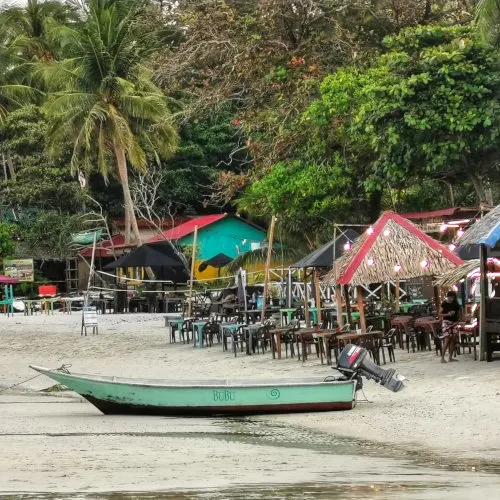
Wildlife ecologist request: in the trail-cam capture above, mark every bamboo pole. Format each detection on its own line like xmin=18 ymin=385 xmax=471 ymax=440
xmin=84 ymin=231 xmax=98 ymax=307
xmin=187 ymin=226 xmax=198 ymax=317
xmin=261 ymin=216 xmax=277 ymax=323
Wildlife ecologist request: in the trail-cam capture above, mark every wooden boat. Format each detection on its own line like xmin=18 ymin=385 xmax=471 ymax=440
xmin=29 ymin=365 xmax=357 ymax=416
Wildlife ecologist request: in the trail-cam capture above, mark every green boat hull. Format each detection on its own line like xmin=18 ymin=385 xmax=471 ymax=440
xmin=30 ymin=366 xmax=357 ymax=416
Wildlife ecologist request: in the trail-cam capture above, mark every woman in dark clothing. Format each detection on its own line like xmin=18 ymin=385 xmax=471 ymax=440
xmin=440 ymin=290 xmax=462 ymax=363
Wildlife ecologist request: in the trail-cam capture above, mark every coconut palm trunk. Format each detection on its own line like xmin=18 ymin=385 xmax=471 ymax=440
xmin=114 ymin=141 xmax=142 ymax=245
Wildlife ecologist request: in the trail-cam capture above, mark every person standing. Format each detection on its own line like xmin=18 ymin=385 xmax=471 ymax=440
xmin=440 ymin=290 xmax=462 ymax=363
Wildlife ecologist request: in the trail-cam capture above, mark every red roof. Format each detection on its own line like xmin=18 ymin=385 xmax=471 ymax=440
xmin=148 ymin=214 xmax=228 ymax=242
xmin=111 ymin=217 xmax=190 ymax=229
xmin=399 ymin=207 xmax=479 ymax=220
xmin=338 ymin=211 xmax=463 ymax=285
xmin=79 ymin=234 xmax=125 ymax=258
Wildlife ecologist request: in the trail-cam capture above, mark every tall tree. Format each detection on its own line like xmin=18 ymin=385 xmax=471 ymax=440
xmin=42 ymin=0 xmax=177 ymax=243
xmin=308 ymin=25 xmax=500 ymax=208
xmin=476 ymin=0 xmax=500 ymax=41
xmin=0 ymin=0 xmax=77 ymax=63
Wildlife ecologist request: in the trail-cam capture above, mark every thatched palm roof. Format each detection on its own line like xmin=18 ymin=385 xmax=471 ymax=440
xmin=434 ymin=260 xmax=480 ymax=288
xmin=434 ymin=257 xmax=500 ymax=288
xmin=324 ymin=211 xmax=463 ymax=286
xmin=459 ymin=204 xmax=500 ymax=248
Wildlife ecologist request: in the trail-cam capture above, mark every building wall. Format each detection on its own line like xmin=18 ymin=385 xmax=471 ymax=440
xmin=178 ymin=217 xmax=267 ymax=280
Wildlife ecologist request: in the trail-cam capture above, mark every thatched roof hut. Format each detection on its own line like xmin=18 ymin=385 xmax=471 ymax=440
xmin=324 ymin=211 xmax=463 ymax=286
xmin=459 ymin=205 xmax=500 ymax=248
xmin=434 ymin=260 xmax=480 ymax=288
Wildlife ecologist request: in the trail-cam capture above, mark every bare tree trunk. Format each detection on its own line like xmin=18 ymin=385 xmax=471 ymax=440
xmin=7 ymin=154 xmax=15 ymax=180
xmin=114 ymin=142 xmax=142 ymax=245
xmin=470 ymin=172 xmax=494 ymax=208
xmin=444 ymin=181 xmax=454 ymax=207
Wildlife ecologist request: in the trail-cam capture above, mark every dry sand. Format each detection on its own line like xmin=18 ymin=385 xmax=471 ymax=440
xmin=1 ymin=312 xmax=500 ymax=496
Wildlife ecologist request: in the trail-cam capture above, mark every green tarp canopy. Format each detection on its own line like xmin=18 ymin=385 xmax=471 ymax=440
xmin=71 ymin=230 xmax=103 ymax=245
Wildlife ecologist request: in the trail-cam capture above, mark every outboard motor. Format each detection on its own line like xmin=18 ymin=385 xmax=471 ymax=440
xmin=336 ymin=344 xmax=405 ymax=393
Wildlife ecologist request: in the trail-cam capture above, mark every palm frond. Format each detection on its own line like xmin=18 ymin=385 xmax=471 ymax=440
xmin=476 ymin=0 xmax=500 ymax=41
xmin=227 ymin=246 xmax=303 ymax=274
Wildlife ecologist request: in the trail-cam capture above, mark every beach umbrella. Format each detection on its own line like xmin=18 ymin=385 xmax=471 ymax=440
xmin=237 ymin=268 xmax=247 ymax=310
xmin=104 ymin=243 xmax=189 ymax=283
xmin=198 ymin=253 xmax=233 ymax=273
xmin=0 ymin=274 xmax=19 ymax=284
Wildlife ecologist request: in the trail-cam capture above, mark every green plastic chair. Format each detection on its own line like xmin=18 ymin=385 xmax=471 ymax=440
xmin=0 ymin=284 xmax=14 ymax=317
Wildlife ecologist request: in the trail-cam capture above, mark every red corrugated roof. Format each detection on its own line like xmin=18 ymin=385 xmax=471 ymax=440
xmin=338 ymin=211 xmax=463 ymax=285
xmin=111 ymin=217 xmax=190 ymax=229
xmin=399 ymin=207 xmax=479 ymax=220
xmin=79 ymin=234 xmax=125 ymax=258
xmin=148 ymin=214 xmax=228 ymax=242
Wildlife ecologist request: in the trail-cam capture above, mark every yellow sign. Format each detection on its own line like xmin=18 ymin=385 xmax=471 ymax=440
xmin=4 ymin=259 xmax=34 ymax=282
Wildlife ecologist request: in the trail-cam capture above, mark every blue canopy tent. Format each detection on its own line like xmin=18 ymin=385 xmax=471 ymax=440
xmin=459 ymin=205 xmax=500 ymax=361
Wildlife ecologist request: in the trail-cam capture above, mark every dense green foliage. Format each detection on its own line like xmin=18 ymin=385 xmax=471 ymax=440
xmin=2 ymin=0 xmax=500 ymax=260
xmin=307 ymin=25 xmax=500 ymax=207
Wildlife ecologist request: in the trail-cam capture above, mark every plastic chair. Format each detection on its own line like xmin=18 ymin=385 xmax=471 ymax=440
xmin=379 ymin=328 xmax=397 ymax=364
xmin=0 ymin=285 xmax=14 ymax=317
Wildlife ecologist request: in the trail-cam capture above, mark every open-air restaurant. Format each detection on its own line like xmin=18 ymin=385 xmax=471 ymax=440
xmin=3 ymin=209 xmax=500 ymax=366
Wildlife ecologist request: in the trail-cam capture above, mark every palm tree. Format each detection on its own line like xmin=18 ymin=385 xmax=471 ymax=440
xmin=42 ymin=0 xmax=178 ymax=243
xmin=0 ymin=0 xmax=77 ymax=63
xmin=476 ymin=0 xmax=500 ymax=41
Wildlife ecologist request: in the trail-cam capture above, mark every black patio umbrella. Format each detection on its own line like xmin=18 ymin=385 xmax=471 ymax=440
xmin=198 ymin=253 xmax=233 ymax=273
xmin=104 ymin=243 xmax=189 ymax=283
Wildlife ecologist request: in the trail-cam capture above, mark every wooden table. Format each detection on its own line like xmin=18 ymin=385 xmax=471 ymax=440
xmin=414 ymin=316 xmax=440 ymax=351
xmin=335 ymin=331 xmax=384 ymax=365
xmin=272 ymin=326 xmax=299 ymax=360
xmin=294 ymin=329 xmax=338 ymax=364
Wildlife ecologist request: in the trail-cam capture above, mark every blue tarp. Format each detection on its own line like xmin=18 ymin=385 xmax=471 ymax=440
xmin=476 ymin=222 xmax=500 ymax=248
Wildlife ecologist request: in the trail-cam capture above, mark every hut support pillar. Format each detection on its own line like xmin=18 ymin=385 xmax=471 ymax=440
xmin=395 ymin=277 xmax=400 ymax=313
xmin=304 ymin=268 xmax=310 ymax=328
xmin=433 ymin=285 xmax=441 ymax=318
xmin=479 ymin=243 xmax=488 ymax=361
xmin=357 ymin=286 xmax=367 ymax=332
xmin=314 ymin=269 xmax=322 ymax=326
xmin=344 ymin=285 xmax=352 ymax=326
xmin=335 ymin=285 xmax=343 ymax=329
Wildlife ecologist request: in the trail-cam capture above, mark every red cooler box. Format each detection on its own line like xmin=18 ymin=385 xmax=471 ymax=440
xmin=39 ymin=285 xmax=57 ymax=297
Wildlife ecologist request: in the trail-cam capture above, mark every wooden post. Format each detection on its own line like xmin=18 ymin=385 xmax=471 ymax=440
xmin=395 ymin=276 xmax=400 ymax=313
xmin=84 ymin=231 xmax=98 ymax=307
xmin=187 ymin=226 xmax=198 ymax=317
xmin=304 ymin=268 xmax=310 ymax=327
xmin=433 ymin=285 xmax=441 ymax=318
xmin=479 ymin=243 xmax=488 ymax=361
xmin=344 ymin=284 xmax=352 ymax=326
xmin=261 ymin=216 xmax=276 ymax=323
xmin=335 ymin=285 xmax=343 ymax=328
xmin=314 ymin=268 xmax=322 ymax=325
xmin=357 ymin=286 xmax=367 ymax=332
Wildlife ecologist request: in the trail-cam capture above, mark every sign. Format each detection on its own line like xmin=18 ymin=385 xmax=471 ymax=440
xmin=83 ymin=306 xmax=98 ymax=326
xmin=4 ymin=259 xmax=34 ymax=282
xmin=81 ymin=306 xmax=98 ymax=336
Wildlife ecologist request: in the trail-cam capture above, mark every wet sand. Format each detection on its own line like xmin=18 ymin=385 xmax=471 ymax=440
xmin=1 ymin=313 xmax=500 ymax=497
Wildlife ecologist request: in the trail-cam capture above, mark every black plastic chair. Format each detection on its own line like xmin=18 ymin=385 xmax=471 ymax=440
xmin=379 ymin=328 xmax=397 ymax=364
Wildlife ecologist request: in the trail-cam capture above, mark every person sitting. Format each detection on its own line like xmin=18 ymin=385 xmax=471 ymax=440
xmin=439 ymin=290 xmax=462 ymax=363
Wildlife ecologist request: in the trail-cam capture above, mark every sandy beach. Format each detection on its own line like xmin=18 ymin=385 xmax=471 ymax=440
xmin=1 ymin=312 xmax=500 ymax=497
